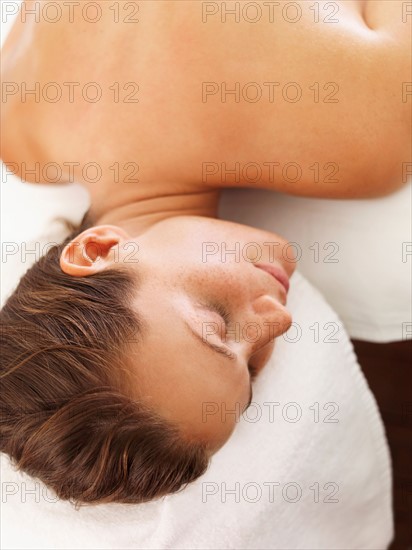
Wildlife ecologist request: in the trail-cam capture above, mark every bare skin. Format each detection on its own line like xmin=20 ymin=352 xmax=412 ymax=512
xmin=1 ymin=0 xmax=411 ymax=448
xmin=1 ymin=0 xmax=411 ymax=216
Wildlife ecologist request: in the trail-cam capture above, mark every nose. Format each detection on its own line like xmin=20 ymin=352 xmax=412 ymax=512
xmin=252 ymin=293 xmax=287 ymax=317
xmin=242 ymin=296 xmax=292 ymax=376
xmin=246 ymin=294 xmax=292 ymax=352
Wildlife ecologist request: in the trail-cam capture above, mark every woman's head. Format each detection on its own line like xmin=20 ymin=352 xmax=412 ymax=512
xmin=0 ymin=213 xmax=295 ymax=505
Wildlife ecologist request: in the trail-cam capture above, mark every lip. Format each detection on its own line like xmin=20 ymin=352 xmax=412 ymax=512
xmin=254 ymin=263 xmax=290 ymax=293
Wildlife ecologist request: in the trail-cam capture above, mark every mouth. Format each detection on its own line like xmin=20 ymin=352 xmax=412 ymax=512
xmin=254 ymin=263 xmax=290 ymax=293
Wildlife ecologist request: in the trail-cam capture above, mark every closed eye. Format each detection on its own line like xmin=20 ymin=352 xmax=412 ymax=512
xmin=206 ymin=302 xmax=258 ymax=381
xmin=207 ymin=302 xmax=231 ymax=327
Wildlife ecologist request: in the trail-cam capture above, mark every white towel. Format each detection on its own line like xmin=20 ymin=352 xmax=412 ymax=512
xmin=1 ymin=270 xmax=393 ymax=550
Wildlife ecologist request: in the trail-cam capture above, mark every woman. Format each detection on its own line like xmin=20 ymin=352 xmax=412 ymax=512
xmin=0 ymin=0 xmax=410 ymax=506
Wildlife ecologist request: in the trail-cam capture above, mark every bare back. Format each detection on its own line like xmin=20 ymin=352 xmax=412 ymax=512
xmin=1 ymin=0 xmax=411 ymax=199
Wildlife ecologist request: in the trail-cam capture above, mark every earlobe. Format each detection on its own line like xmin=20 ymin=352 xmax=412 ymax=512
xmin=59 ymin=225 xmax=130 ymax=277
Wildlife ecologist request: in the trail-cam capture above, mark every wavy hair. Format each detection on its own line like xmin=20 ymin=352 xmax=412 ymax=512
xmin=0 ymin=211 xmax=209 ymax=506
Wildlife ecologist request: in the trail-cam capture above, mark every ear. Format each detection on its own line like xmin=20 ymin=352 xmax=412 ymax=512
xmin=60 ymin=225 xmax=130 ymax=277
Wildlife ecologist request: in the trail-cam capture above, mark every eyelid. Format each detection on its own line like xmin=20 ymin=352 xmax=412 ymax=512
xmin=207 ymin=302 xmax=231 ymax=327
xmin=203 ymin=303 xmax=259 ymax=381
xmin=215 ymin=344 xmax=237 ymax=360
xmin=198 ymin=303 xmax=258 ymax=382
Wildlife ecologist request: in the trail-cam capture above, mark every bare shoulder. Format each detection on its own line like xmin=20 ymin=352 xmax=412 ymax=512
xmin=201 ymin=1 xmax=412 ymax=199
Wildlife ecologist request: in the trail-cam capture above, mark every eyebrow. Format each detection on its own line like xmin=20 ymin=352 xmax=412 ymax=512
xmin=184 ymin=321 xmax=253 ymax=412
xmin=184 ymin=320 xmax=238 ymax=360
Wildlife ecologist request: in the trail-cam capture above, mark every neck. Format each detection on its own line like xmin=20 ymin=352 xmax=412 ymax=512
xmin=87 ymin=182 xmax=220 ymax=236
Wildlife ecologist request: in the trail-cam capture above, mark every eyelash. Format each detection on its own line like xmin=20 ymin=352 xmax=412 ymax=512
xmin=208 ymin=302 xmax=258 ymax=380
xmin=209 ymin=302 xmax=231 ymax=327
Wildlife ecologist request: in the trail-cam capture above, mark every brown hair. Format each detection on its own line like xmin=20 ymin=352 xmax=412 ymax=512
xmin=0 ymin=211 xmax=209 ymax=506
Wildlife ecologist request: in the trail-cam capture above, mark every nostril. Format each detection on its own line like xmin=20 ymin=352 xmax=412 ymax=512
xmin=247 ymin=361 xmax=259 ymax=381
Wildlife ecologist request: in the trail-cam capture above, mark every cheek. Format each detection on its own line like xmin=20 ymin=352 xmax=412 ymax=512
xmin=190 ymin=369 xmax=251 ymax=449
xmin=189 ymin=376 xmax=250 ymax=451
xmin=182 ymin=265 xmax=244 ymax=303
xmin=135 ymin=336 xmax=250 ymax=449
xmin=171 ymin=367 xmax=250 ymax=449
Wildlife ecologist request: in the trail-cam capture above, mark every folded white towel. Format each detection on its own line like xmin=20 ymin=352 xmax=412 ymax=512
xmin=1 ymin=271 xmax=392 ymax=550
